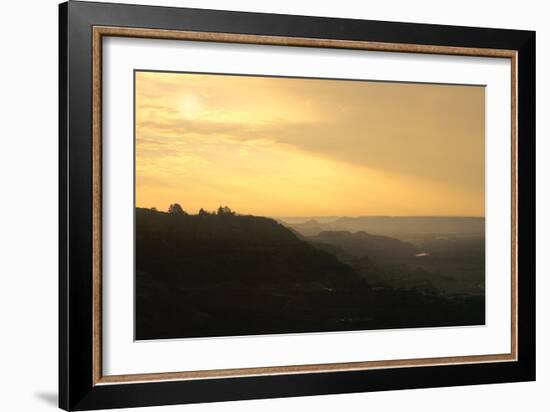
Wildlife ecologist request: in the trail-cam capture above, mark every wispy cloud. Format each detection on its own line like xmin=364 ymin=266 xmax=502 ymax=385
xmin=135 ymin=71 xmax=485 ymax=216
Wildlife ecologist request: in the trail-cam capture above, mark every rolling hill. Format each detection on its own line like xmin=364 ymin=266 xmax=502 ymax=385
xmin=135 ymin=208 xmax=485 ymax=340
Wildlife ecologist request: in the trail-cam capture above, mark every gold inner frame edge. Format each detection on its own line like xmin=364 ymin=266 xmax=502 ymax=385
xmin=91 ymin=25 xmax=518 ymax=386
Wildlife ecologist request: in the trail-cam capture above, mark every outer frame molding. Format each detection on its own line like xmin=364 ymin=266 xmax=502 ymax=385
xmin=59 ymin=1 xmax=535 ymax=410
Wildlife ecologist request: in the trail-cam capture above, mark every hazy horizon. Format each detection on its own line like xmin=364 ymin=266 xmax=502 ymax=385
xmin=135 ymin=71 xmax=485 ymax=217
xmin=136 ymin=205 xmax=484 ymax=219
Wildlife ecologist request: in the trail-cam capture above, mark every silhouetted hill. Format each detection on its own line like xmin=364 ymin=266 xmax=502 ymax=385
xmin=136 ymin=208 xmax=357 ymax=283
xmin=284 ymin=219 xmax=337 ymax=236
xmin=306 ymin=229 xmax=484 ymax=295
xmin=331 ymin=216 xmax=485 ymax=236
xmin=281 ymin=216 xmax=485 ymax=239
xmin=136 ymin=208 xmax=374 ymax=339
xmin=135 ymin=208 xmax=485 ymax=340
xmin=308 ymin=230 xmax=418 ymax=264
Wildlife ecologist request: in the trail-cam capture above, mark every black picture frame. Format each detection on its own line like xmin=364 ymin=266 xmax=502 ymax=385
xmin=59 ymin=1 xmax=536 ymax=410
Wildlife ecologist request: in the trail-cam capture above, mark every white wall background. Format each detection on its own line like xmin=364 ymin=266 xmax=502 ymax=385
xmin=0 ymin=0 xmax=546 ymax=411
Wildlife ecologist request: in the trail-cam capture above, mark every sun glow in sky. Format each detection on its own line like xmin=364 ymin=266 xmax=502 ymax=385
xmin=135 ymin=71 xmax=485 ymax=217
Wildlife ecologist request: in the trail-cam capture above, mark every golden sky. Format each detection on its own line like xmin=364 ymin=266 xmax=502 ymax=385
xmin=135 ymin=71 xmax=485 ymax=217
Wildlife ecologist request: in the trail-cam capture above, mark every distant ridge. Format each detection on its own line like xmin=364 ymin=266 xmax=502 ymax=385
xmin=309 ymin=230 xmax=418 ymax=265
xmin=280 ymin=216 xmax=485 ymax=237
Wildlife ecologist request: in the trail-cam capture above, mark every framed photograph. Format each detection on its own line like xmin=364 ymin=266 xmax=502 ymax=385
xmin=59 ymin=1 xmax=536 ymax=410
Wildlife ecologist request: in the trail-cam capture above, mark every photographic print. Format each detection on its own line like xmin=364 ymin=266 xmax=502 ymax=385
xmin=134 ymin=70 xmax=486 ymax=341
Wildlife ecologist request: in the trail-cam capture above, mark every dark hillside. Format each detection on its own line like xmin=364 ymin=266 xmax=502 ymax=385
xmin=309 ymin=230 xmax=418 ymax=265
xmin=135 ymin=208 xmax=484 ymax=340
xmin=306 ymin=230 xmax=484 ymax=296
xmin=136 ymin=208 xmax=370 ymax=339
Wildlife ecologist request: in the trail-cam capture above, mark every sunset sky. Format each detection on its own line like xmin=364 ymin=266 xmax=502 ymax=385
xmin=135 ymin=71 xmax=485 ymax=217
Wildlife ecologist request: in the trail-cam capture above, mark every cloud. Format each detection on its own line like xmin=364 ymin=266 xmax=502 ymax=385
xmin=135 ymin=71 xmax=485 ymax=216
